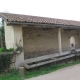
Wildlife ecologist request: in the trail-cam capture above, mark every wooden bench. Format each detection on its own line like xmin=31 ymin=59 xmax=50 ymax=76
xmin=24 ymin=52 xmax=76 ymax=69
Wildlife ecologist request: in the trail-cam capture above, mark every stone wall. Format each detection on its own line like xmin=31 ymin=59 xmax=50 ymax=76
xmin=61 ymin=29 xmax=80 ymax=52
xmin=23 ymin=27 xmax=58 ymax=59
xmin=23 ymin=27 xmax=80 ymax=59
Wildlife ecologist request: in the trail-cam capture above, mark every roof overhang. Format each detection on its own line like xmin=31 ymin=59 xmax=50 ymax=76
xmin=0 ymin=12 xmax=80 ymax=29
xmin=7 ymin=21 xmax=80 ymax=29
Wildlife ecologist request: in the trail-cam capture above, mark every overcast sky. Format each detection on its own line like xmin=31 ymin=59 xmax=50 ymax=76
xmin=0 ymin=0 xmax=80 ymax=21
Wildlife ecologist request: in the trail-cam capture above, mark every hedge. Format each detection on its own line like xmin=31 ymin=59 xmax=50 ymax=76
xmin=0 ymin=52 xmax=13 ymax=73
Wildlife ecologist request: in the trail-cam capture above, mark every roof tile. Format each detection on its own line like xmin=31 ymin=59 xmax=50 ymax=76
xmin=0 ymin=12 xmax=80 ymax=27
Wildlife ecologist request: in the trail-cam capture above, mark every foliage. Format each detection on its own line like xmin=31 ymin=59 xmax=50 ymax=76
xmin=7 ymin=48 xmax=14 ymax=52
xmin=0 ymin=48 xmax=14 ymax=52
xmin=0 ymin=48 xmax=6 ymax=52
xmin=0 ymin=52 xmax=13 ymax=73
xmin=0 ymin=26 xmax=4 ymax=36
xmin=0 ymin=25 xmax=5 ymax=48
xmin=0 ymin=70 xmax=24 ymax=80
xmin=15 ymin=40 xmax=23 ymax=54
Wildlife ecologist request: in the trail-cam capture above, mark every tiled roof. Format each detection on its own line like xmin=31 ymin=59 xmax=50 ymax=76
xmin=0 ymin=12 xmax=80 ymax=27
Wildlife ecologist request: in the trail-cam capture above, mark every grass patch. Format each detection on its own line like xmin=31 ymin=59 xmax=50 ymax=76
xmin=0 ymin=70 xmax=24 ymax=80
xmin=25 ymin=59 xmax=80 ymax=79
xmin=0 ymin=59 xmax=80 ymax=80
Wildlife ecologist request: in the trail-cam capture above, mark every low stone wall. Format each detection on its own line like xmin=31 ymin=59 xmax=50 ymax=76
xmin=24 ymin=50 xmax=58 ymax=59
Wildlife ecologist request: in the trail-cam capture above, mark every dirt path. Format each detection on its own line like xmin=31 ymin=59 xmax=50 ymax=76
xmin=26 ymin=64 xmax=80 ymax=80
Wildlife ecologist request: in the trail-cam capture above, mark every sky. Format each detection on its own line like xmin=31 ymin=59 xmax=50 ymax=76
xmin=0 ymin=0 xmax=80 ymax=21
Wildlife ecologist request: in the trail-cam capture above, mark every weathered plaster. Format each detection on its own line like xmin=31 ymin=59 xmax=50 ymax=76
xmin=4 ymin=21 xmax=14 ymax=49
xmin=4 ymin=21 xmax=24 ymax=69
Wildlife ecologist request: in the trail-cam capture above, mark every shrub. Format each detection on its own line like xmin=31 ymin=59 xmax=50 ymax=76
xmin=0 ymin=52 xmax=13 ymax=73
xmin=6 ymin=48 xmax=14 ymax=52
xmin=0 ymin=48 xmax=14 ymax=52
xmin=0 ymin=48 xmax=6 ymax=52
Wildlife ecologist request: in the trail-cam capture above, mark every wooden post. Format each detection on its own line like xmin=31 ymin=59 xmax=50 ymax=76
xmin=58 ymin=28 xmax=62 ymax=54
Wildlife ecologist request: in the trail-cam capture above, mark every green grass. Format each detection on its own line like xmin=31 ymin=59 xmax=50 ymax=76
xmin=25 ymin=59 xmax=80 ymax=79
xmin=0 ymin=59 xmax=80 ymax=80
xmin=0 ymin=70 xmax=24 ymax=80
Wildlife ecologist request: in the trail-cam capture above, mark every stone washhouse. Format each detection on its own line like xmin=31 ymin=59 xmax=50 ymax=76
xmin=0 ymin=12 xmax=80 ymax=69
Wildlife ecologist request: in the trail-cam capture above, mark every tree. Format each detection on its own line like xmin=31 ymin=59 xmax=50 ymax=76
xmin=0 ymin=20 xmax=5 ymax=48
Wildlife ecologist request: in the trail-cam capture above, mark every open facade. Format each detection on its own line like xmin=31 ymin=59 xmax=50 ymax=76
xmin=0 ymin=12 xmax=80 ymax=68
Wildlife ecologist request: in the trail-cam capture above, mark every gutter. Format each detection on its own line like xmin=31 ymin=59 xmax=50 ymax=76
xmin=7 ymin=21 xmax=80 ymax=29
